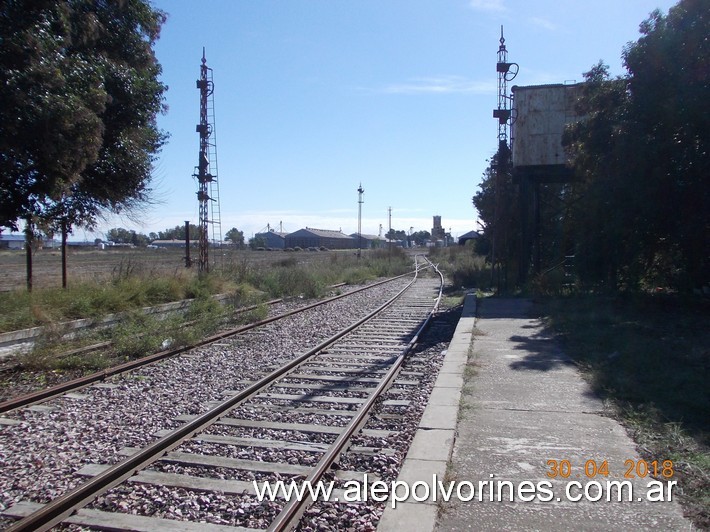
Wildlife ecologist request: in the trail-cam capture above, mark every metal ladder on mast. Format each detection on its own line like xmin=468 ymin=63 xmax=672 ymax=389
xmin=203 ymin=59 xmax=222 ymax=267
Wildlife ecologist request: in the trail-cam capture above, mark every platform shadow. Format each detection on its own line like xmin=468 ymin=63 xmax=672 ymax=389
xmin=478 ymin=298 xmax=576 ymax=372
xmin=507 ymin=333 xmax=577 ymax=372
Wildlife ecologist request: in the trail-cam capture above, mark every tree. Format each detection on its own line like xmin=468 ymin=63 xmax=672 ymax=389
xmin=131 ymin=232 xmax=150 ymax=247
xmin=472 ymin=148 xmax=521 ymax=285
xmin=106 ymin=227 xmax=135 ymax=244
xmin=385 ymin=229 xmax=407 ymax=241
xmin=106 ymin=227 xmax=149 ymax=246
xmin=562 ymin=63 xmax=635 ymax=287
xmin=225 ymin=227 xmax=244 ymax=247
xmin=621 ymin=1 xmax=709 ymax=289
xmin=249 ymin=236 xmax=266 ymax=250
xmin=563 ymin=0 xmax=709 ymax=290
xmin=0 ymin=0 xmax=167 ymax=287
xmin=410 ymin=230 xmax=431 ymax=246
xmin=158 ymin=224 xmax=199 ymax=241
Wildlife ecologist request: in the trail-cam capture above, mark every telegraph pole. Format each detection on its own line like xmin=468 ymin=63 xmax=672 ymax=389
xmin=388 ymin=206 xmax=392 ymax=254
xmin=357 ymin=184 xmax=364 ymax=258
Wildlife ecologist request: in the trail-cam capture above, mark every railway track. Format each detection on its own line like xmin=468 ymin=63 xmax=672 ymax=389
xmin=0 ymin=275 xmax=409 ymax=413
xmin=1 ymin=257 xmax=447 ymax=530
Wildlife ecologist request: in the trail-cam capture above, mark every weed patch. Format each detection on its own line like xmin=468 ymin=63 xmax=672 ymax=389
xmin=538 ymin=294 xmax=709 ymax=528
xmin=429 ymin=247 xmax=491 ymax=290
xmin=110 ymin=312 xmax=164 ymax=358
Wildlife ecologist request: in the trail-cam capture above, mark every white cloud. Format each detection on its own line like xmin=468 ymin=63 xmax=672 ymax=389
xmin=468 ymin=0 xmax=508 ymax=13
xmin=529 ymin=17 xmax=557 ymax=31
xmin=380 ymin=76 xmax=495 ymax=95
xmin=518 ymin=66 xmax=575 ymax=86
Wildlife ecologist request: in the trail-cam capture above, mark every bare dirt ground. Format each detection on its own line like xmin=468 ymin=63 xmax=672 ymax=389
xmin=0 ymin=248 xmax=189 ymax=291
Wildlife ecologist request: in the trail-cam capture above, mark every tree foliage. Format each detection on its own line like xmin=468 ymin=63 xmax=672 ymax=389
xmin=385 ymin=229 xmax=407 ymax=241
xmin=622 ymin=0 xmax=709 ymax=288
xmin=249 ymin=235 xmax=266 ymax=250
xmin=561 ymin=64 xmax=638 ymax=286
xmin=563 ymin=0 xmax=709 ymax=289
xmin=477 ymin=0 xmax=708 ymax=291
xmin=410 ymin=230 xmax=431 ymax=246
xmin=472 ymin=148 xmax=520 ymax=283
xmin=225 ymin=227 xmax=245 ymax=247
xmin=0 ymin=0 xmax=168 ymax=233
xmin=157 ymin=224 xmax=199 ymax=241
xmin=105 ymin=227 xmax=148 ymax=246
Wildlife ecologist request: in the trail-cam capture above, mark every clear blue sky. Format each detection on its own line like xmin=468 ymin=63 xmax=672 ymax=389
xmin=89 ymin=0 xmax=678 ymax=241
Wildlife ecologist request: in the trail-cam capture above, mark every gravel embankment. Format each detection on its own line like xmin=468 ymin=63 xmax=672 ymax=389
xmin=83 ymin=284 xmax=461 ymax=530
xmin=0 ymin=278 xmax=413 ymax=522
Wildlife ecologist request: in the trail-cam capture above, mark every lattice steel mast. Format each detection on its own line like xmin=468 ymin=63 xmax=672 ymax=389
xmin=493 ymin=26 xmax=517 ymax=156
xmin=490 ymin=27 xmax=518 ymax=288
xmin=193 ymin=49 xmax=221 ymax=273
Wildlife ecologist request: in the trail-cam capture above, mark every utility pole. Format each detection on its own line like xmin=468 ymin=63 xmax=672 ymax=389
xmin=184 ymin=220 xmax=192 ymax=268
xmin=357 ymin=184 xmax=364 ymax=258
xmin=25 ymin=218 xmax=33 ymax=292
xmin=388 ymin=206 xmax=392 ymax=254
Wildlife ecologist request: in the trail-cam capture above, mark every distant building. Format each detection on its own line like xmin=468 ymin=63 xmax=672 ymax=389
xmin=458 ymin=230 xmax=481 ymax=246
xmin=152 ymin=239 xmax=199 ymax=248
xmin=285 ymin=228 xmax=355 ymax=250
xmin=432 ymin=215 xmax=446 ymax=240
xmin=255 ymin=230 xmax=288 ymax=249
xmin=349 ymin=233 xmax=382 ymax=249
xmin=386 ymin=238 xmax=407 ymax=248
xmin=66 ymin=241 xmax=94 ymax=248
xmin=0 ymin=234 xmax=26 ymax=250
xmin=0 ymin=234 xmax=62 ymax=249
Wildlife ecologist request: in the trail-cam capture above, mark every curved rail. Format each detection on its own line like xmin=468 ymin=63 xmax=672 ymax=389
xmin=270 ymin=255 xmax=443 ymax=530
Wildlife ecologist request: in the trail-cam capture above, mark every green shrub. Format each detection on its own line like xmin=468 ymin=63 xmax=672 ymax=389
xmin=429 ymin=246 xmax=490 ymax=289
xmin=110 ymin=312 xmax=164 ymax=358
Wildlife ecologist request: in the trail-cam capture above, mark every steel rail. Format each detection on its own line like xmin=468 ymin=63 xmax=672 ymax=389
xmin=0 ymin=271 xmax=414 ymax=414
xmin=2 ymin=284 xmax=348 ymax=367
xmin=270 ymin=255 xmax=444 ymax=531
xmin=45 ymin=297 xmax=286 ymax=356
xmin=4 ymin=266 xmax=426 ymax=532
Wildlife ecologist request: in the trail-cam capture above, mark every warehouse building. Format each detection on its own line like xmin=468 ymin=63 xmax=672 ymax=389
xmin=152 ymin=239 xmax=199 ymax=248
xmin=0 ymin=234 xmax=61 ymax=249
xmin=458 ymin=230 xmax=481 ymax=246
xmin=254 ymin=230 xmax=288 ymax=249
xmin=0 ymin=234 xmax=26 ymax=250
xmin=349 ymin=233 xmax=383 ymax=249
xmin=285 ymin=228 xmax=355 ymax=250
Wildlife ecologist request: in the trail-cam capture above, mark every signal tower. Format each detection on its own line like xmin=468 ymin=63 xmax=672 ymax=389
xmin=493 ymin=26 xmax=518 ymax=163
xmin=490 ymin=27 xmax=518 ymax=288
xmin=357 ymin=184 xmax=364 ymax=258
xmin=193 ymin=49 xmax=222 ymax=273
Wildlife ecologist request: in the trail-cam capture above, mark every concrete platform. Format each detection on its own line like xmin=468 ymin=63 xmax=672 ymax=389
xmin=378 ymin=296 xmax=691 ymax=531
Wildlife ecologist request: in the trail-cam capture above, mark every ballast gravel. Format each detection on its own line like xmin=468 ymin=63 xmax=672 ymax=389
xmin=0 ymin=275 xmax=461 ymax=530
xmin=0 ymin=280 xmax=408 ymax=511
